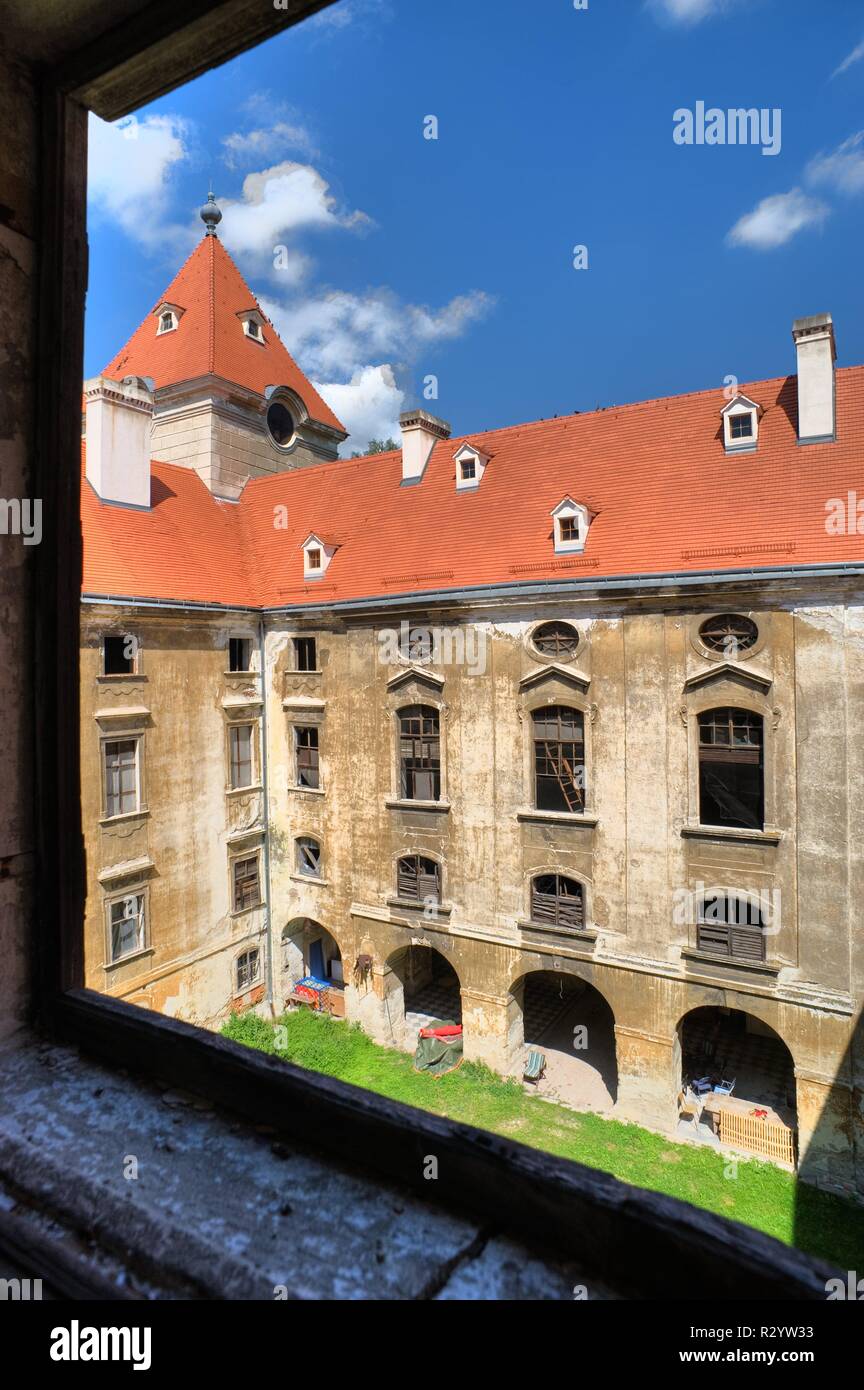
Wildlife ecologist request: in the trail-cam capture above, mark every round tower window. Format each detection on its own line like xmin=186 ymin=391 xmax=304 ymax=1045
xmin=267 ymin=401 xmax=295 ymax=448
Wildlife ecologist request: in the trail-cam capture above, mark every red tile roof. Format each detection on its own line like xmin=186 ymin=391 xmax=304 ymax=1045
xmin=101 ymin=235 xmax=345 ymax=435
xmin=81 ymin=365 xmax=864 ymax=609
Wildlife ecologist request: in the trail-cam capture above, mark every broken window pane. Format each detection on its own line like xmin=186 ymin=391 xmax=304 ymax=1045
xmin=698 ymin=707 xmax=764 ymax=829
xmin=532 ymin=706 xmax=585 ymax=812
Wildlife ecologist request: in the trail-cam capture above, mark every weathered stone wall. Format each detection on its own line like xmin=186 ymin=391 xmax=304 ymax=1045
xmin=149 ymin=387 xmax=339 ymax=500
xmin=80 ymin=587 xmax=864 ymax=1194
xmin=0 ymin=52 xmax=37 ymax=1041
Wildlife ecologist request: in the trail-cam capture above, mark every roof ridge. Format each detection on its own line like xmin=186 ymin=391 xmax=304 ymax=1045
xmin=207 ymin=235 xmax=215 ymax=376
xmin=99 ymin=237 xmax=205 ymax=379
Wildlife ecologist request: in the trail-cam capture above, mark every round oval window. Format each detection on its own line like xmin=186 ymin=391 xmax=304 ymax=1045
xmin=267 ymin=401 xmax=295 ymax=448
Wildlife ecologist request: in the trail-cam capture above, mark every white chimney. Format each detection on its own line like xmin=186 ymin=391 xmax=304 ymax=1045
xmin=84 ymin=376 xmax=154 ymax=508
xmin=792 ymin=313 xmax=836 ymax=444
xmin=399 ymin=408 xmax=450 ymax=484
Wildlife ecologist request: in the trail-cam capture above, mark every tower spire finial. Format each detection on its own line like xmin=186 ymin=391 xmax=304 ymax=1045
xmin=199 ymin=187 xmax=222 ymax=237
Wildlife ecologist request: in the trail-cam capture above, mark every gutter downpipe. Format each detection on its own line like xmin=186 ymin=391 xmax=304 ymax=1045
xmin=258 ymin=617 xmax=276 ymax=1018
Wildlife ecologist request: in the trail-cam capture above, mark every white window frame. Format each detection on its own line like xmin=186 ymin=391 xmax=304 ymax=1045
xmin=105 ymin=887 xmax=148 ymax=965
xmin=551 ymin=498 xmax=589 ymax=554
xmin=228 ymin=721 xmax=256 ymax=791
xmin=102 ymin=735 xmax=141 ymax=819
xmin=721 ymin=395 xmax=762 ymax=454
xmin=235 ymin=946 xmax=261 ymax=993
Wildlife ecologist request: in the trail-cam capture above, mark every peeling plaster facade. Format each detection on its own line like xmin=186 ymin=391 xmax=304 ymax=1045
xmin=81 ymin=585 xmax=864 ymax=1199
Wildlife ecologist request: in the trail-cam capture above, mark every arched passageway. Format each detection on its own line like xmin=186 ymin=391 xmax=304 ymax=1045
xmin=382 ymin=944 xmax=462 ymax=1048
xmin=282 ymin=918 xmax=345 ymax=1014
xmin=678 ymin=1006 xmax=797 ymax=1163
xmin=510 ymin=971 xmax=617 ymax=1110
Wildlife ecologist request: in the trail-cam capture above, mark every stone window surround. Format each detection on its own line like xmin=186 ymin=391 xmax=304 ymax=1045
xmin=675 ymin=884 xmax=783 ymax=970
xmin=519 ymin=685 xmax=595 ymax=821
xmin=228 ymin=843 xmax=265 ymax=917
xmin=387 ymin=695 xmax=448 ymax=809
xmin=98 ymin=727 xmax=146 ymax=821
xmin=102 ymin=880 xmax=151 ymax=969
xmin=688 ymin=609 xmax=768 ymax=664
xmin=526 ymin=618 xmax=584 ymax=664
xmin=682 ymin=685 xmax=781 ymax=840
xmin=225 ymin=715 xmax=260 ymax=793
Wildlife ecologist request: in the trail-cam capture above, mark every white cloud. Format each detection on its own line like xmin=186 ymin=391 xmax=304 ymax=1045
xmin=307 ymin=0 xmax=391 ymax=32
xmin=726 ymin=188 xmax=829 ymax=250
xmin=222 ymin=120 xmax=318 ymax=170
xmin=647 ymin=0 xmax=726 ymax=25
xmin=832 ymin=38 xmax=864 ymax=78
xmin=217 ymin=162 xmax=371 ymax=262
xmin=806 ymin=132 xmax=864 ymax=196
xmin=314 ymin=364 xmax=404 ymax=452
xmin=260 ymin=287 xmax=494 ymax=380
xmin=88 ymin=113 xmax=194 ymax=254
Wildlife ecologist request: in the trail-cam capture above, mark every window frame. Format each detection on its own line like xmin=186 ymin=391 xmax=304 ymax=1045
xmin=101 ymin=735 xmax=141 ymax=819
xmin=228 ymin=720 xmax=256 ymax=791
xmin=104 ymin=885 xmax=149 ymax=966
xmin=529 ymin=873 xmax=585 ymax=930
xmin=231 ymin=852 xmax=262 ymax=914
xmin=531 ymin=704 xmax=586 ymax=813
xmin=696 ymin=893 xmax=767 ymax=963
xmin=396 ymin=853 xmax=442 ymax=903
xmin=295 ymin=835 xmax=322 ymax=878
xmin=397 ymin=703 xmax=442 ymax=802
xmin=293 ymin=635 xmax=317 ymax=672
xmin=102 ymin=631 xmax=138 ymax=676
xmin=294 ymin=724 xmax=320 ymax=789
xmin=235 ymin=946 xmax=261 ymax=993
xmin=697 ymin=706 xmax=765 ymax=832
xmin=29 ymin=8 xmax=798 ymax=1288
xmin=228 ymin=636 xmax=253 ymax=673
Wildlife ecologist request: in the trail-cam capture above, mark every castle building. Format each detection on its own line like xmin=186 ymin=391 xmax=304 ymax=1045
xmin=81 ymin=206 xmax=864 ymax=1197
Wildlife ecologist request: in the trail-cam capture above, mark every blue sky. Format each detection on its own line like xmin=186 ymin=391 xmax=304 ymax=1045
xmin=86 ymin=0 xmax=864 ymax=451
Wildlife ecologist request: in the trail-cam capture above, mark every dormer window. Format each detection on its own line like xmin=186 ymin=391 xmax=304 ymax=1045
xmin=153 ymin=301 xmax=183 ymax=335
xmin=302 ymin=533 xmax=337 ymax=579
xmin=238 ymin=309 xmax=266 ymax=344
xmin=453 ymin=442 xmax=490 ymax=491
xmin=721 ymin=395 xmax=762 ymax=454
xmin=551 ymin=497 xmax=590 ymax=554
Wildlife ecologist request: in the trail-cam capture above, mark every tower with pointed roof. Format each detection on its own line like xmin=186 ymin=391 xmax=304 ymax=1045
xmin=101 ymin=192 xmax=347 ymax=501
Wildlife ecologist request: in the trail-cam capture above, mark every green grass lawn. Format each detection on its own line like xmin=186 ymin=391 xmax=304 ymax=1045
xmin=223 ymin=1008 xmax=864 ymax=1270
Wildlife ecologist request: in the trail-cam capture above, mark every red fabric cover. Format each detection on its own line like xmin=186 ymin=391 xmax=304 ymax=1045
xmin=419 ymin=1024 xmax=463 ymax=1039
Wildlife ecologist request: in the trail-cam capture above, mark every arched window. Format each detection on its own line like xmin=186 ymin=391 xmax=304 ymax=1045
xmin=697 ymin=893 xmax=766 ymax=962
xmin=532 ymin=621 xmax=579 ymax=658
xmin=397 ymin=855 xmax=441 ymax=903
xmin=398 ymin=705 xmax=440 ymax=800
xmin=698 ymin=707 xmax=763 ymax=829
xmin=296 ymin=836 xmax=321 ymax=877
xmin=530 ymin=874 xmax=584 ymax=929
xmin=532 ymin=705 xmax=585 ymax=812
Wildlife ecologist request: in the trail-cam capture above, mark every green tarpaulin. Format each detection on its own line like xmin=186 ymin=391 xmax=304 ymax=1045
xmin=413 ymin=1020 xmax=464 ymax=1076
